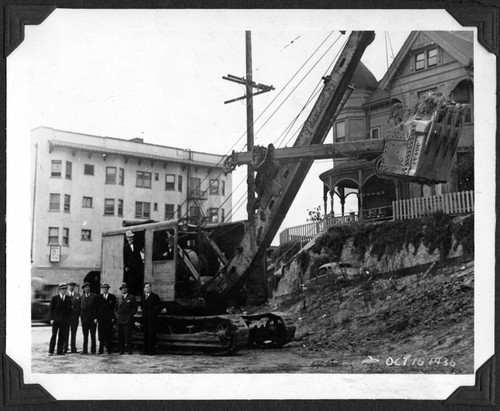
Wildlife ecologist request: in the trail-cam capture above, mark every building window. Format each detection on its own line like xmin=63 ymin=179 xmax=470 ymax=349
xmin=154 ymin=203 xmax=158 ymax=211
xmin=65 ymin=161 xmax=72 ymax=180
xmin=208 ymin=208 xmax=219 ymax=223
xmin=221 ymin=180 xmax=225 ymax=196
xmin=48 ymin=227 xmax=59 ymax=245
xmin=84 ymin=164 xmax=94 ymax=176
xmin=82 ymin=196 xmax=93 ymax=208
xmin=165 ymin=204 xmax=175 ymax=220
xmin=49 ymin=193 xmax=60 ymax=211
xmin=165 ymin=174 xmax=176 ymax=191
xmin=189 ymin=206 xmax=201 ymax=223
xmin=189 ymin=177 xmax=201 ymax=197
xmin=51 ymin=160 xmax=62 ymax=177
xmin=62 ymin=228 xmax=69 ymax=246
xmin=209 ymin=179 xmax=219 ymax=195
xmin=119 ymin=168 xmax=124 ymax=185
xmin=81 ymin=229 xmax=92 ymax=241
xmin=135 ymin=202 xmax=151 ymax=219
xmin=335 ymin=121 xmax=345 ymax=143
xmin=136 ymin=171 xmax=152 ymax=188
xmin=177 ymin=204 xmax=182 ymax=219
xmin=415 ymin=52 xmax=425 ymax=71
xmin=369 ymin=127 xmax=380 ymax=140
xmin=221 ymin=208 xmax=225 ymax=223
xmin=178 ymin=175 xmax=183 ymax=192
xmin=427 ymin=48 xmax=437 ymax=67
xmin=415 ymin=48 xmax=438 ymax=71
xmin=104 ymin=199 xmax=115 ymax=215
xmin=118 ymin=199 xmax=123 ymax=217
xmin=453 ymin=80 xmax=473 ymax=123
xmin=154 ymin=173 xmax=159 ymax=181
xmin=64 ymin=194 xmax=71 ymax=212
xmin=106 ymin=167 xmax=117 ymax=184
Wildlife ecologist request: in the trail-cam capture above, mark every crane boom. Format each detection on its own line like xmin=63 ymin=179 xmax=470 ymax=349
xmin=210 ymin=31 xmax=376 ymax=298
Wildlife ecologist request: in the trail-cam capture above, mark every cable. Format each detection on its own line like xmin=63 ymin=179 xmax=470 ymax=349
xmin=387 ymin=32 xmax=406 ymax=106
xmin=186 ymin=32 xmax=344 ymax=228
xmin=259 ymin=34 xmax=346 ymax=148
xmin=180 ymin=32 xmax=347 ymax=229
xmin=278 ymin=35 xmax=349 ymax=149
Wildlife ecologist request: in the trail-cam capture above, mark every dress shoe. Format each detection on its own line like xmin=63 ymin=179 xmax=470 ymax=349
xmin=80 ymin=351 xmax=88 ymax=355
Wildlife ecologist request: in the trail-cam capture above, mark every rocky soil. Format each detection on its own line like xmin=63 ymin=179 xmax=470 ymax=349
xmin=271 ymin=259 xmax=474 ymax=373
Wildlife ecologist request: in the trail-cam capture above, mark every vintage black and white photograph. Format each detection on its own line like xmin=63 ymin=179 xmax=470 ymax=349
xmin=5 ymin=8 xmax=495 ymax=401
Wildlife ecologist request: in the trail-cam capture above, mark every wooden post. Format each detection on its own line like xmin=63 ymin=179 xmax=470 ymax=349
xmin=246 ymin=31 xmax=255 ymax=223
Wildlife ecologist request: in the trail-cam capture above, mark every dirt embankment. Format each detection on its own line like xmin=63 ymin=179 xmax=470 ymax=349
xmin=268 ymin=215 xmax=474 ymax=373
xmin=271 ymin=260 xmax=473 ymax=373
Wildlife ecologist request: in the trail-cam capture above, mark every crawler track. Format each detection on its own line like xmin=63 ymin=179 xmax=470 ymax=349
xmin=152 ymin=314 xmax=249 ymax=355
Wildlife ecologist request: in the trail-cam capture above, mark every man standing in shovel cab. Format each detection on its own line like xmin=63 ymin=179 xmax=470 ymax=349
xmin=123 ymin=230 xmax=144 ymax=296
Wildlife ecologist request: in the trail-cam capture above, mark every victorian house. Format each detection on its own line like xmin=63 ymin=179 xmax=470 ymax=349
xmin=320 ymin=31 xmax=473 ymax=220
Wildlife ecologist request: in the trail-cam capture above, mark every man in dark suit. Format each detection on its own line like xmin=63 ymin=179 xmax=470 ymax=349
xmin=80 ymin=282 xmax=98 ymax=354
xmin=48 ymin=282 xmax=72 ymax=356
xmin=123 ymin=230 xmax=144 ymax=296
xmin=141 ymin=282 xmax=162 ymax=355
xmin=64 ymin=280 xmax=80 ymax=353
xmin=97 ymin=282 xmax=117 ymax=354
xmin=116 ymin=283 xmax=137 ymax=355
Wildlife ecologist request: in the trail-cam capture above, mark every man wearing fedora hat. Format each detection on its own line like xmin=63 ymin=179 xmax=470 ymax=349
xmin=123 ymin=230 xmax=144 ymax=296
xmin=116 ymin=283 xmax=137 ymax=355
xmin=141 ymin=282 xmax=162 ymax=355
xmin=97 ymin=282 xmax=117 ymax=354
xmin=80 ymin=282 xmax=98 ymax=354
xmin=48 ymin=282 xmax=72 ymax=355
xmin=64 ymin=280 xmax=80 ymax=354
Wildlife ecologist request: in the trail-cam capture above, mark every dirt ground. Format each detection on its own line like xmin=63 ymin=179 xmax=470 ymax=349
xmin=32 ymin=260 xmax=473 ymax=374
xmin=31 ymin=325 xmax=360 ymax=374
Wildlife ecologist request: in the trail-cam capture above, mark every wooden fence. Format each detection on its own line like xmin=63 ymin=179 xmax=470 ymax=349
xmin=393 ymin=190 xmax=474 ymax=220
xmin=279 ymin=213 xmax=360 ymax=244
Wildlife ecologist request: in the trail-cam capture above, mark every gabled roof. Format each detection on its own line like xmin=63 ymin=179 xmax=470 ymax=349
xmin=378 ymin=31 xmax=473 ymax=91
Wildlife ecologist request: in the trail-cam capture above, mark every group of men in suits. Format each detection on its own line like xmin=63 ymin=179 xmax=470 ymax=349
xmin=48 ymin=280 xmax=162 ymax=356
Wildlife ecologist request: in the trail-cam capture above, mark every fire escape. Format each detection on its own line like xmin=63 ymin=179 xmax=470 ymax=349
xmin=185 ymin=149 xmax=209 ymax=226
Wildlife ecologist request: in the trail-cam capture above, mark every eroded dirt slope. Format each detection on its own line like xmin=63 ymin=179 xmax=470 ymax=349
xmin=273 ymin=260 xmax=474 ymax=373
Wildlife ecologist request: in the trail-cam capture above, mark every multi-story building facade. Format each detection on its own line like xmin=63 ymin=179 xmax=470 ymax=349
xmin=320 ymin=31 xmax=474 ymax=218
xmin=31 ymin=127 xmax=232 ymax=288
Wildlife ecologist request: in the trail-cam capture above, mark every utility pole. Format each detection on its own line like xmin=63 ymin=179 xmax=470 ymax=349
xmin=223 ymin=31 xmax=274 ymax=222
xmin=245 ymin=31 xmax=255 ymax=221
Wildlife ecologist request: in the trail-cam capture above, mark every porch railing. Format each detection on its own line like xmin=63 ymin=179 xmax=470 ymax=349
xmin=278 ymin=191 xmax=474 ymax=244
xmin=393 ymin=190 xmax=474 ymax=220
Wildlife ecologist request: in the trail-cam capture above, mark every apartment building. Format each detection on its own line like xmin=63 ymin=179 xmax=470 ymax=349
xmin=31 ymin=127 xmax=232 ymax=287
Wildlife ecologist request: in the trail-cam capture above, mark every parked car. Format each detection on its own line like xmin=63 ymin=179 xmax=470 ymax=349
xmin=31 ymin=277 xmax=51 ymax=324
xmin=316 ymin=262 xmax=361 ymax=281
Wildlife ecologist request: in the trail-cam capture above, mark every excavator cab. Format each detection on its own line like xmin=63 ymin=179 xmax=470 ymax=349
xmin=375 ymin=92 xmax=470 ymax=184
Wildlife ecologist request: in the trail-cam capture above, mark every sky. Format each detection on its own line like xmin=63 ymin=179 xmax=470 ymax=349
xmin=12 ymin=10 xmax=412 ymax=244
